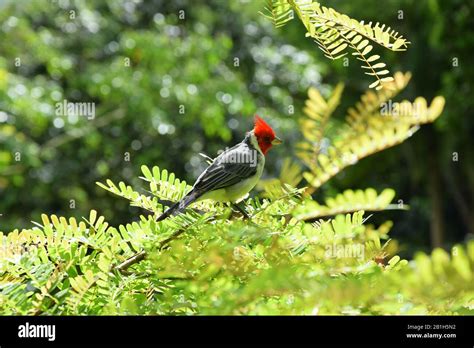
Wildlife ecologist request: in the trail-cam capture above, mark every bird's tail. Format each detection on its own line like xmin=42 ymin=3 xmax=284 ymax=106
xmin=155 ymin=189 xmax=200 ymax=222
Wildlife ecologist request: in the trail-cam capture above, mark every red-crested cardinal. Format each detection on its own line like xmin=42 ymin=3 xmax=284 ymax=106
xmin=156 ymin=115 xmax=282 ymax=221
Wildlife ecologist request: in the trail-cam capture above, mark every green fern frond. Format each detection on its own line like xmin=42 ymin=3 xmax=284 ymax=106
xmin=0 ymin=211 xmax=126 ymax=314
xmin=293 ymin=188 xmax=403 ymax=220
xmin=292 ymin=211 xmax=396 ymax=268
xmin=390 ymin=242 xmax=474 ymax=310
xmin=96 ymin=179 xmax=159 ymax=213
xmin=298 ymin=75 xmax=445 ymax=190
xmin=315 ymin=211 xmax=365 ymax=237
xmin=259 ymin=0 xmax=294 ymax=28
xmin=246 ymin=184 xmax=304 ymax=218
xmin=139 ymin=165 xmax=192 ymax=203
xmin=67 ymin=269 xmax=106 ymax=313
xmin=302 ymin=83 xmax=344 ymax=142
xmin=380 ymin=96 xmax=447 ymax=125
xmin=346 ymin=71 xmax=412 ymax=130
xmin=302 ymin=121 xmax=416 ymax=189
xmin=271 ymin=0 xmax=410 ymax=90
xmin=297 ymin=83 xmax=344 ymax=163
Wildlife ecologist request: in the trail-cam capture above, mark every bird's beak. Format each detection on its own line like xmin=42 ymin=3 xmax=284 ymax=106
xmin=272 ymin=136 xmax=282 ymax=145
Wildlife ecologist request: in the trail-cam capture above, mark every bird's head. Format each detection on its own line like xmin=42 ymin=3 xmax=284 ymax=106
xmin=252 ymin=115 xmax=282 ymax=155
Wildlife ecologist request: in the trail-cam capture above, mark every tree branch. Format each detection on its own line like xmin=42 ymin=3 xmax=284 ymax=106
xmin=113 ymin=227 xmax=187 ymax=274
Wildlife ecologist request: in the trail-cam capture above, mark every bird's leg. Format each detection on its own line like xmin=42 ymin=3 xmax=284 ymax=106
xmin=231 ymin=202 xmax=250 ymax=219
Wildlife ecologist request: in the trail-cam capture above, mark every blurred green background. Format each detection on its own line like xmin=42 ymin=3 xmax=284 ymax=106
xmin=0 ymin=0 xmax=472 ymax=256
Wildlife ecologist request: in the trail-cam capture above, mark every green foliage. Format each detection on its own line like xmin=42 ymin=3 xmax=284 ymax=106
xmin=293 ymin=188 xmax=402 ymax=220
xmin=261 ymin=0 xmax=410 ymax=89
xmin=1 ymin=0 xmax=290 ymax=230
xmin=260 ymin=0 xmax=294 ymax=28
xmin=1 ymin=165 xmax=473 ymax=315
xmin=1 ymin=0 xmax=470 ymax=316
xmin=297 ymin=72 xmax=446 ymax=190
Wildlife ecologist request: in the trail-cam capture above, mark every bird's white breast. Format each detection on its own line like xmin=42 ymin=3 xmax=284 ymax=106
xmin=224 ymin=154 xmax=264 ymax=202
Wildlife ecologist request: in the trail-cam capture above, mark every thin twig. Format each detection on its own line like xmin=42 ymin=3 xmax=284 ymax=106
xmin=113 ymin=227 xmax=187 ymax=274
xmin=113 ymin=202 xmax=253 ymax=274
xmin=114 ymin=250 xmax=147 ymax=274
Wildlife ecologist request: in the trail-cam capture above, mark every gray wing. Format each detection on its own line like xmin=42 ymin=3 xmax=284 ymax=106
xmin=192 ymin=142 xmax=258 ymax=194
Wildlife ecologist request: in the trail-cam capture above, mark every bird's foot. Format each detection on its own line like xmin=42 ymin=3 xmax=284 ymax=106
xmin=231 ymin=202 xmax=250 ymax=219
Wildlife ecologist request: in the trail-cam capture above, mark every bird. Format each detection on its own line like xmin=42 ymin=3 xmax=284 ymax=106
xmin=156 ymin=115 xmax=282 ymax=221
